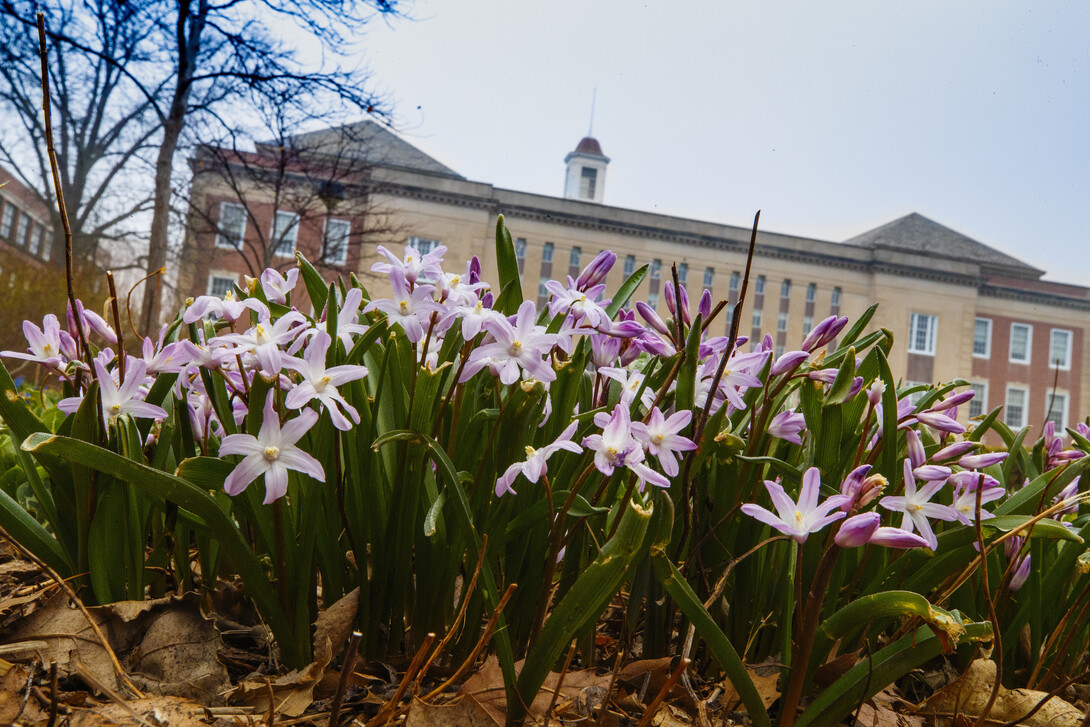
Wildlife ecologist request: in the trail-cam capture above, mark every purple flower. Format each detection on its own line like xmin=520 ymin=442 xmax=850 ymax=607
xmin=282 ymin=331 xmax=369 ymax=431
xmin=183 ymin=291 xmax=269 ymax=324
xmin=58 ymin=359 xmax=167 ymax=425
xmin=698 ymin=289 xmax=712 ymax=318
xmin=371 ymin=243 xmax=446 ymax=285
xmin=878 ymin=459 xmax=958 ymax=550
xmin=364 ymin=272 xmax=443 ymax=343
xmin=583 ymin=405 xmax=669 ymax=490
xmin=835 ymin=512 xmax=929 ymax=549
xmin=915 ymin=409 xmax=965 ymax=435
xmin=906 ymin=429 xmax=926 ymax=469
xmin=632 ymin=408 xmax=697 ymax=477
xmin=574 ymin=250 xmax=616 ymax=291
xmin=740 ymin=467 xmax=849 ymax=544
xmin=545 ymin=279 xmax=612 ymax=331
xmin=957 ymin=452 xmax=1008 ymax=469
xmin=259 ymin=268 xmax=299 ymax=305
xmin=801 ymin=315 xmax=848 ymax=352
xmin=495 ymin=421 xmax=582 ymax=496
xmin=461 ymin=300 xmax=559 ymax=385
xmin=913 ymin=465 xmax=952 ymax=482
xmin=635 ymin=301 xmax=671 ymax=338
xmin=950 ymin=483 xmax=1004 ymax=526
xmin=212 ymin=310 xmax=308 ymax=375
xmin=771 ymin=350 xmax=810 ymax=376
xmin=2 ymin=314 xmax=74 ymax=372
xmin=767 ymin=410 xmax=806 ymax=446
xmin=219 ymin=391 xmax=324 ymax=504
xmin=932 ymin=441 xmax=978 ymax=462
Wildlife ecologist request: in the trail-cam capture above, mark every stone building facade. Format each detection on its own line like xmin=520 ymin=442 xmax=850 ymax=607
xmin=178 ymin=121 xmax=1090 ymax=433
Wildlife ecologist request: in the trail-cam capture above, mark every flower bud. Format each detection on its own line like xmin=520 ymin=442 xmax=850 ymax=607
xmin=574 ymin=250 xmax=616 ymax=291
xmin=866 ymin=380 xmax=885 ymax=406
xmin=933 ymin=441 xmax=977 ymax=462
xmin=698 ymin=288 xmax=712 ymax=318
xmin=957 ymin=452 xmax=1009 ymax=470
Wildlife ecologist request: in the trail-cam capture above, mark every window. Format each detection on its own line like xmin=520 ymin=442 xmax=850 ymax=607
xmin=802 ymin=315 xmax=813 ymax=337
xmin=775 ymin=344 xmax=784 ymax=358
xmin=1050 ymin=329 xmax=1072 ymax=370
xmin=752 ymin=308 xmax=763 ymax=328
xmin=568 ymin=246 xmax=582 ymax=277
xmin=541 ymin=242 xmax=554 ymax=264
xmin=15 ymin=214 xmax=28 ymax=247
xmin=537 ymin=280 xmax=549 ymax=307
xmin=1009 ymin=323 xmax=1032 ymax=364
xmin=271 ymin=210 xmax=300 ymax=257
xmin=703 ymin=266 xmax=714 ymax=288
xmin=729 ymin=271 xmax=740 ymax=292
xmin=1045 ymin=391 xmax=1068 ymax=431
xmin=28 ymin=224 xmax=42 ymax=256
xmin=780 ymin=279 xmax=791 ymax=299
xmin=623 ymin=254 xmax=635 ymax=278
xmin=724 ymin=303 xmax=735 ymax=330
xmin=778 ymin=311 xmax=788 ymax=332
xmin=678 ymin=262 xmax=688 ymax=287
xmin=207 ymin=274 xmax=236 ymax=298
xmin=215 ymin=202 xmax=246 ymax=250
xmin=908 ymin=313 xmax=938 ymax=356
xmin=323 ymin=218 xmax=351 ymax=265
xmin=409 ymin=236 xmax=440 ymax=257
xmin=650 ymin=259 xmax=662 ymax=282
xmin=973 ymin=318 xmax=992 ymax=358
xmin=0 ymin=203 xmax=13 ymax=238
xmin=968 ymin=383 xmax=987 ymax=419
xmin=579 ymin=167 xmax=597 ymax=199
xmin=647 ymin=291 xmax=659 ymax=310
xmin=515 ymin=238 xmax=527 ymax=276
xmin=754 ymin=275 xmax=766 ymax=295
xmin=40 ymin=231 xmax=51 ymax=261
xmin=1005 ymin=386 xmax=1028 ymax=429
xmin=831 ymin=286 xmax=842 ymax=307
xmin=806 ymin=283 xmax=817 ymax=303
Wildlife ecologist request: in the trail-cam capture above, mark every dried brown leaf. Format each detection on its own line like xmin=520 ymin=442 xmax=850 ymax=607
xmin=919 ymin=659 xmax=1083 ymax=726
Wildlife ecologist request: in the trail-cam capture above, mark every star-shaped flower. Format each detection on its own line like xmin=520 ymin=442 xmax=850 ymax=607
xmin=741 ymin=467 xmax=849 ymax=544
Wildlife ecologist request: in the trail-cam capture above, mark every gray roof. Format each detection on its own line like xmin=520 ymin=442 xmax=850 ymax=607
xmin=282 ymin=120 xmax=463 ymax=179
xmin=845 ymin=212 xmax=1043 ymax=278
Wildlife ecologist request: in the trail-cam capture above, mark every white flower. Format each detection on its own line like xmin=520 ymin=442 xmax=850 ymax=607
xmin=282 ymin=331 xmax=368 ymax=431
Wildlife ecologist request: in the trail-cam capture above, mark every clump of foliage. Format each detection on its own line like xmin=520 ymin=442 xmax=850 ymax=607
xmin=0 ymin=217 xmax=1086 ymax=727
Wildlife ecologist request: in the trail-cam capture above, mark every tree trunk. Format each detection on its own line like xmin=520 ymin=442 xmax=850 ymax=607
xmin=139 ymin=114 xmax=183 ymax=335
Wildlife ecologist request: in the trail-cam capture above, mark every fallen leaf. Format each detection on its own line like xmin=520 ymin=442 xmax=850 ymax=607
xmin=4 ymin=592 xmax=228 ymax=703
xmin=68 ymin=694 xmax=232 ymax=726
xmin=855 ymin=702 xmax=925 ymax=727
xmin=229 ymin=588 xmax=359 ymax=717
xmin=720 ymin=663 xmax=779 ymax=712
xmin=919 ymin=659 xmax=1083 ymax=726
xmin=0 ymin=663 xmax=47 ymax=724
xmin=405 ymin=695 xmax=497 ymax=727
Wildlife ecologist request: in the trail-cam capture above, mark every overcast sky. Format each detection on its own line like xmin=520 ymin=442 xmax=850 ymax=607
xmin=344 ymin=1 xmax=1088 ymax=284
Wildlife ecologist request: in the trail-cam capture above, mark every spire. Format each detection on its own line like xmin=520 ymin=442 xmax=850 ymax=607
xmin=588 ymin=88 xmax=596 ymax=137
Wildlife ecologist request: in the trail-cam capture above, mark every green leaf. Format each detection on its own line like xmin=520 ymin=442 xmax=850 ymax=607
xmin=796 ymin=619 xmax=992 ymax=727
xmin=512 ymin=500 xmax=652 ymax=726
xmin=295 ymin=251 xmax=329 ymax=314
xmin=0 ymin=485 xmax=70 ymax=574
xmin=836 ymin=303 xmax=877 ymax=349
xmin=424 ymin=489 xmax=446 ymax=537
xmin=21 ymin=433 xmax=301 ymax=668
xmin=494 ymin=215 xmax=523 ymax=313
xmin=652 ymin=549 xmax=772 ymax=727
xmin=605 ymin=264 xmax=649 ymax=317
xmin=825 ymin=346 xmax=857 ymax=405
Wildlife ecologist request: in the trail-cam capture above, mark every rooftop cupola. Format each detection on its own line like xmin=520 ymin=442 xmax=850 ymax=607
xmin=563 ymin=136 xmax=610 ymax=203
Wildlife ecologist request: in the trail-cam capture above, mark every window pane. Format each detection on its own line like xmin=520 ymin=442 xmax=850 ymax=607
xmin=703 ymin=267 xmax=714 ymax=288
xmin=909 ymin=313 xmax=937 ymax=355
xmin=1005 ymin=388 xmax=1026 ymax=428
xmin=579 ymin=167 xmax=597 ymax=198
xmin=1050 ymin=329 xmax=1071 ymax=368
xmin=729 ymin=271 xmax=740 ymax=291
xmin=802 ymin=315 xmax=813 ymax=336
xmin=678 ymin=262 xmax=688 ymax=286
xmin=778 ymin=311 xmax=788 ymax=331
xmin=272 ymin=211 xmax=299 ymax=256
xmin=623 ymin=254 xmax=635 ymax=277
xmin=780 ymin=279 xmax=791 ymax=298
xmin=752 ymin=308 xmax=763 ymax=328
xmin=324 ymin=219 xmax=351 ymax=264
xmin=831 ymin=286 xmax=842 ymax=306
xmin=514 ymin=238 xmax=527 ymax=276
xmin=217 ymin=203 xmax=246 ymax=249
xmin=806 ymin=283 xmax=816 ymax=303
xmin=0 ymin=204 xmax=13 ymax=238
xmin=650 ymin=259 xmax=661 ymax=279
xmin=541 ymin=242 xmax=554 ymax=263
xmin=208 ymin=275 xmax=236 ymax=297
xmin=1046 ymin=392 xmax=1067 ymax=429
xmin=973 ymin=318 xmax=991 ymax=357
xmin=968 ymin=383 xmax=987 ymax=419
xmin=755 ymin=275 xmax=765 ymax=294
xmin=1010 ymin=323 xmax=1032 ymax=362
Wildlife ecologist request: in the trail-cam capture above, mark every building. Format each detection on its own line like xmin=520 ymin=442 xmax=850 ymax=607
xmin=0 ymin=164 xmax=56 ymax=273
xmin=178 ymin=121 xmax=1090 ymax=432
